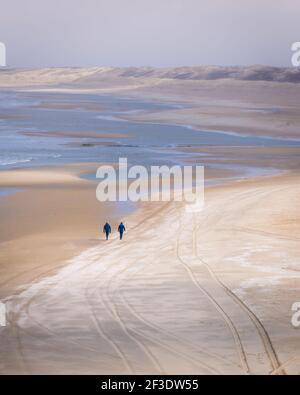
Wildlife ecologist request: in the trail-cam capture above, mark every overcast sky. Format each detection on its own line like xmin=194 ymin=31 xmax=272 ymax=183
xmin=0 ymin=0 xmax=299 ymax=68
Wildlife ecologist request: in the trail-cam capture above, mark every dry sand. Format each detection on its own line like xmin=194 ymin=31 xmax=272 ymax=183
xmin=1 ymin=171 xmax=299 ymax=374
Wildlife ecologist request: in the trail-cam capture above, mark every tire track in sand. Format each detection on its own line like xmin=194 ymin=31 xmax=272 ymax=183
xmin=192 ymin=185 xmax=288 ymax=374
xmin=175 ymin=209 xmax=250 ymax=374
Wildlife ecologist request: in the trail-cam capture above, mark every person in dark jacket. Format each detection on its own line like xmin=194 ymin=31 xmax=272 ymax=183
xmin=103 ymin=222 xmax=111 ymax=240
xmin=118 ymin=222 xmax=126 ymax=240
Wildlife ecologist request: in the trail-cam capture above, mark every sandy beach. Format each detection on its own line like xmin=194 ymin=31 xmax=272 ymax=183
xmin=0 ymin=161 xmax=239 ymax=300
xmin=1 ymin=169 xmax=299 ymax=374
xmin=0 ymin=163 xmax=135 ymax=299
xmin=0 ymin=67 xmax=299 ymax=375
xmin=122 ymin=78 xmax=300 ymax=140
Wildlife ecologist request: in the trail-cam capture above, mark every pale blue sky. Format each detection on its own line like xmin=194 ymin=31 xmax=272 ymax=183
xmin=0 ymin=0 xmax=299 ymax=68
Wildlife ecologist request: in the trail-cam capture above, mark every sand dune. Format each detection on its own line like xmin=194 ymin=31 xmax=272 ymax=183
xmin=1 ymin=66 xmax=300 ymax=87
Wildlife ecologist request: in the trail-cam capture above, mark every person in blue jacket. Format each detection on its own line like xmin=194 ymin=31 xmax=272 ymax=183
xmin=118 ymin=222 xmax=126 ymax=240
xmin=103 ymin=222 xmax=111 ymax=240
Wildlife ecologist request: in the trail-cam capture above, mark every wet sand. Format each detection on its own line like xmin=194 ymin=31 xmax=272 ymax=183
xmin=179 ymin=146 xmax=300 ymax=173
xmin=116 ymin=77 xmax=300 ymax=140
xmin=32 ymin=101 xmax=107 ymax=112
xmin=0 ymin=163 xmax=134 ymax=299
xmin=20 ymin=130 xmax=129 ymax=140
xmin=0 ymin=162 xmax=237 ymax=299
xmin=1 ymin=67 xmax=300 ymax=139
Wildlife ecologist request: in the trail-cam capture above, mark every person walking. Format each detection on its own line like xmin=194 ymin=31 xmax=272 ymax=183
xmin=103 ymin=222 xmax=111 ymax=240
xmin=118 ymin=222 xmax=126 ymax=240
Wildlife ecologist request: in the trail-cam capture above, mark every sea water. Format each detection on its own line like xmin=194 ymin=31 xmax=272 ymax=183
xmin=0 ymin=90 xmax=299 ymax=172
